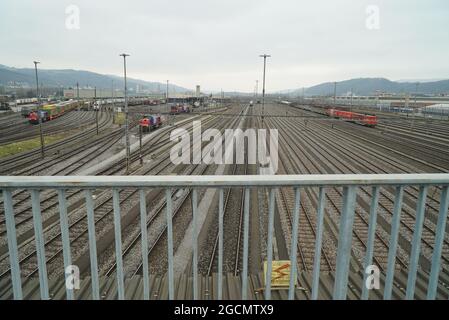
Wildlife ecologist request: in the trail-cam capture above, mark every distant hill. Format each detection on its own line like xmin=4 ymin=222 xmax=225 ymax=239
xmin=299 ymin=77 xmax=449 ymax=96
xmin=0 ymin=64 xmax=189 ymax=93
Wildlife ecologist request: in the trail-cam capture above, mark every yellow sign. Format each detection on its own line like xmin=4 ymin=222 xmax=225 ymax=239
xmin=114 ymin=112 xmax=125 ymax=125
xmin=263 ymin=260 xmax=295 ymax=288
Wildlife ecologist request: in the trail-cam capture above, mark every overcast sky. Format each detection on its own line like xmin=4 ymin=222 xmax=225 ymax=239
xmin=1 ymin=0 xmax=448 ymax=92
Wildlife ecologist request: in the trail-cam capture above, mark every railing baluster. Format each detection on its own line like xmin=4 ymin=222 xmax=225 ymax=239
xmin=57 ymin=189 xmax=74 ymax=300
xmin=85 ymin=190 xmax=100 ymax=300
xmin=312 ymin=187 xmax=326 ymax=300
xmin=192 ymin=189 xmax=198 ymax=300
xmin=406 ymin=186 xmax=428 ymax=300
xmin=265 ymin=188 xmax=276 ymax=299
xmin=384 ymin=186 xmax=404 ymax=300
xmin=288 ymin=187 xmax=300 ymax=300
xmin=166 ymin=188 xmax=174 ymax=300
xmin=218 ymin=188 xmax=224 ymax=300
xmin=139 ymin=189 xmax=150 ymax=300
xmin=3 ymin=189 xmax=23 ymax=300
xmin=333 ymin=186 xmax=357 ymax=300
xmin=361 ymin=186 xmax=380 ymax=300
xmin=427 ymin=186 xmax=449 ymax=299
xmin=30 ymin=189 xmax=49 ymax=300
xmin=112 ymin=189 xmax=125 ymax=299
xmin=241 ymin=187 xmax=250 ymax=300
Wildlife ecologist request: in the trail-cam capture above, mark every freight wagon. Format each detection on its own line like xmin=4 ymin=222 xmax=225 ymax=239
xmin=327 ymin=108 xmax=377 ymax=127
xmin=170 ymin=103 xmax=190 ymax=115
xmin=28 ymin=100 xmax=80 ymax=124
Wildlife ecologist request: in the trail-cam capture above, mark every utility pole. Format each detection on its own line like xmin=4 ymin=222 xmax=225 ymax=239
xmin=95 ymin=86 xmax=99 ymax=135
xmin=350 ymin=87 xmax=354 ymax=112
xmin=414 ymin=82 xmax=419 ymax=109
xmin=333 ymin=82 xmax=337 ymax=105
xmin=255 ymin=80 xmax=259 ymax=99
xmin=76 ymin=82 xmax=79 ymax=104
xmin=120 ymin=53 xmax=130 ymax=174
xmin=34 ymin=61 xmax=45 ymax=158
xmin=166 ymin=80 xmax=170 ymax=124
xmin=112 ymin=80 xmax=114 ymax=112
xmin=139 ymin=125 xmax=143 ymax=165
xmin=375 ymin=90 xmax=379 ymax=110
xmin=259 ymin=54 xmax=271 ymax=124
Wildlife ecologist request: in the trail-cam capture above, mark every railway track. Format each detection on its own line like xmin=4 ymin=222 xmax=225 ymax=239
xmin=269 ymin=104 xmax=449 ymax=270
xmin=0 ymin=106 xmax=242 ymax=286
xmin=265 ymin=107 xmax=409 ymax=271
xmin=205 ymin=161 xmax=248 ymax=276
xmin=121 ymin=109 xmax=247 ymax=277
xmin=0 ymin=115 xmax=221 ymax=248
xmin=0 ymin=111 xmax=100 ymax=145
xmin=0 ymin=111 xmax=115 ymax=173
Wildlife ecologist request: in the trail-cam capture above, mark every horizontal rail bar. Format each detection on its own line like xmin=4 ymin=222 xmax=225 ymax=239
xmin=1 ymin=174 xmax=449 ymax=188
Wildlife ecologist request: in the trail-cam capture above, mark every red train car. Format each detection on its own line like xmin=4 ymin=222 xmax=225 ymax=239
xmin=327 ymin=108 xmax=377 ymax=127
xmin=139 ymin=114 xmax=162 ymax=133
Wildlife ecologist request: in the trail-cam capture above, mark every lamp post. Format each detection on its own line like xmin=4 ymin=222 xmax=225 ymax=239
xmin=415 ymin=82 xmax=419 ymax=110
xmin=166 ymin=80 xmax=169 ymax=124
xmin=255 ymin=80 xmax=258 ymax=99
xmin=333 ymin=82 xmax=337 ymax=106
xmin=76 ymin=82 xmax=79 ymax=104
xmin=120 ymin=53 xmax=130 ymax=174
xmin=112 ymin=80 xmax=114 ymax=112
xmin=34 ymin=61 xmax=45 ymax=158
xmin=259 ymin=54 xmax=270 ymax=124
xmin=94 ymin=86 xmax=99 ymax=135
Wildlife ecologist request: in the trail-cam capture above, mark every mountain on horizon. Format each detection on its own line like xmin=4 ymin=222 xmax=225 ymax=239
xmin=0 ymin=64 xmax=190 ymax=93
xmin=296 ymin=77 xmax=449 ymax=96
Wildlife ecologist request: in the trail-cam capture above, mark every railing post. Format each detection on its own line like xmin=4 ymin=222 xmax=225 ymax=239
xmin=3 ymin=189 xmax=23 ymax=300
xmin=218 ymin=188 xmax=224 ymax=300
xmin=30 ymin=189 xmax=49 ymax=300
xmin=427 ymin=186 xmax=449 ymax=299
xmin=241 ymin=187 xmax=250 ymax=300
xmin=139 ymin=189 xmax=150 ymax=300
xmin=406 ymin=186 xmax=428 ymax=299
xmin=265 ymin=188 xmax=276 ymax=299
xmin=312 ymin=187 xmax=326 ymax=300
xmin=384 ymin=186 xmax=404 ymax=300
xmin=361 ymin=186 xmax=380 ymax=300
xmin=288 ymin=187 xmax=300 ymax=300
xmin=85 ymin=190 xmax=100 ymax=300
xmin=166 ymin=188 xmax=175 ymax=300
xmin=333 ymin=186 xmax=357 ymax=300
xmin=57 ymin=189 xmax=74 ymax=300
xmin=112 ymin=189 xmax=125 ymax=299
xmin=192 ymin=189 xmax=198 ymax=300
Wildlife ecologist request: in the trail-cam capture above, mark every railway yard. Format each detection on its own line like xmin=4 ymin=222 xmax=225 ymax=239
xmin=0 ymin=100 xmax=449 ymax=299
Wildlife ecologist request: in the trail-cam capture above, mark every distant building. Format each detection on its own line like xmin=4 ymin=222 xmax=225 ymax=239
xmin=196 ymin=85 xmax=201 ymax=97
xmin=64 ymin=88 xmax=124 ymax=99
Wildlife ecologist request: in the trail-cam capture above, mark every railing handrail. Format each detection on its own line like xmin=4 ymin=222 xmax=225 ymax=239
xmin=1 ymin=173 xmax=449 ymax=188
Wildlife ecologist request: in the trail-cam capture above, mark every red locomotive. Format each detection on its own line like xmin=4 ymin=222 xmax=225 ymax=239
xmin=326 ymin=108 xmax=377 ymax=127
xmin=28 ymin=110 xmax=49 ymax=124
xmin=139 ymin=114 xmax=163 ymax=133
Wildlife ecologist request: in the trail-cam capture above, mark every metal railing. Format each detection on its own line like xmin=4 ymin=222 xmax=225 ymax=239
xmin=1 ymin=174 xmax=449 ymax=300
